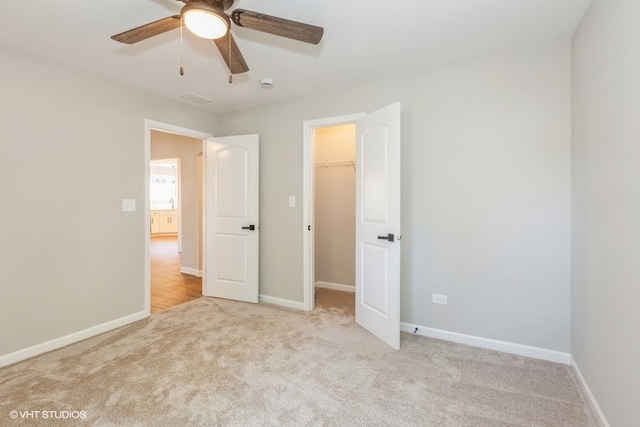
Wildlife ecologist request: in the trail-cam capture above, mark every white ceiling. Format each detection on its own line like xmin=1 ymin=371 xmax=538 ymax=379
xmin=0 ymin=0 xmax=591 ymax=114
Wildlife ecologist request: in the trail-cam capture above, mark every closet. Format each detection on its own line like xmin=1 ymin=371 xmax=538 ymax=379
xmin=313 ymin=124 xmax=356 ymax=292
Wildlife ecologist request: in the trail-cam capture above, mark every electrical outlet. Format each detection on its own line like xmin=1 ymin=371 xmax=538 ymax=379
xmin=432 ymin=294 xmax=448 ymax=305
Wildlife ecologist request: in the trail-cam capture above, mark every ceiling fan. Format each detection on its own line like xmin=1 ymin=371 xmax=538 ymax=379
xmin=111 ymin=0 xmax=324 ymax=75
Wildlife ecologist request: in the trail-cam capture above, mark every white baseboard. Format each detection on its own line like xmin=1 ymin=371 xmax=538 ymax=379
xmin=259 ymin=294 xmax=305 ymax=311
xmin=0 ymin=311 xmax=147 ymax=369
xmin=315 ymin=281 xmax=355 ymax=293
xmin=570 ymin=356 xmax=610 ymax=427
xmin=400 ymin=322 xmax=571 ymax=365
xmin=180 ymin=267 xmax=202 ymax=277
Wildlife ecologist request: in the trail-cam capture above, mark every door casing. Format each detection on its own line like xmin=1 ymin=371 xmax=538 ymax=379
xmin=144 ymin=119 xmax=212 ymax=316
xmin=302 ymin=113 xmax=365 ymax=311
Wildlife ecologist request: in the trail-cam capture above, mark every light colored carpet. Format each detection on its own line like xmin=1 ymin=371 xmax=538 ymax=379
xmin=1 ymin=289 xmax=596 ymax=426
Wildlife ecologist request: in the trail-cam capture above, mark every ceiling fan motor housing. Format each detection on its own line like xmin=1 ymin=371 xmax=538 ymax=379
xmin=186 ymin=0 xmax=235 ymax=11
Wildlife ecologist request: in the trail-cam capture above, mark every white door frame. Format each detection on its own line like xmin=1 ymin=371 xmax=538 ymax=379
xmin=144 ymin=119 xmax=213 ymax=316
xmin=302 ymin=113 xmax=365 ymax=311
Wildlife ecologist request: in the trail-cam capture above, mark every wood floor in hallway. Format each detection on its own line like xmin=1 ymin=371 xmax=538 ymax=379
xmin=151 ymin=235 xmax=202 ymax=314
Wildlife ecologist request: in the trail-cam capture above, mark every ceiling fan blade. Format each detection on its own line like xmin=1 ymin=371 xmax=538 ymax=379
xmin=231 ymin=9 xmax=323 ymax=45
xmin=213 ymin=32 xmax=249 ymax=74
xmin=111 ymin=16 xmax=181 ymax=44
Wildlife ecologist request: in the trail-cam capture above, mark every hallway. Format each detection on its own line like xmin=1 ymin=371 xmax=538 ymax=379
xmin=150 ymin=235 xmax=202 ymax=313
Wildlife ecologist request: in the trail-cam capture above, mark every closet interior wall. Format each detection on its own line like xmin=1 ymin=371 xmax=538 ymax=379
xmin=313 ymin=124 xmax=357 ymax=291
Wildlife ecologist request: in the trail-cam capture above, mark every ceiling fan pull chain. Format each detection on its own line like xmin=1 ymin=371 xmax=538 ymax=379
xmin=179 ymin=17 xmax=185 ymax=76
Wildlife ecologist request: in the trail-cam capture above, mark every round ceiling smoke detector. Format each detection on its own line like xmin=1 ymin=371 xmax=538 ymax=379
xmin=260 ymin=78 xmax=274 ymax=89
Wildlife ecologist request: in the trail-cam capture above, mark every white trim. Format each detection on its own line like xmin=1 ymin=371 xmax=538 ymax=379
xmin=259 ymin=294 xmax=305 ymax=311
xmin=0 ymin=311 xmax=146 ymax=368
xmin=144 ymin=119 xmax=212 ymax=317
xmin=570 ymin=356 xmax=610 ymax=427
xmin=400 ymin=322 xmax=571 ymax=365
xmin=315 ymin=281 xmax=355 ymax=293
xmin=201 ymin=139 xmax=209 ymax=296
xmin=302 ymin=113 xmax=365 ymax=312
xmin=180 ymin=267 xmax=203 ymax=277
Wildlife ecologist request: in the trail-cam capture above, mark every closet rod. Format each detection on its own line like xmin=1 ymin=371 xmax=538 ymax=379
xmin=314 ymin=161 xmax=356 ymax=171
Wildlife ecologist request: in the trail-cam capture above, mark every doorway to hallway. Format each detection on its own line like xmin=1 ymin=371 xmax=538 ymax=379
xmin=144 ymin=120 xmax=212 ymax=316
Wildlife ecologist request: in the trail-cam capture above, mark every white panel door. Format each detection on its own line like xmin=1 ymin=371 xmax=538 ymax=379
xmin=355 ymin=103 xmax=401 ymax=349
xmin=204 ymin=134 xmax=259 ymax=303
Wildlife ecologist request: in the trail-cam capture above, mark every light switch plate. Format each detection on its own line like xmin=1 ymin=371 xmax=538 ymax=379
xmin=122 ymin=199 xmax=136 ymax=212
xmin=288 ymin=196 xmax=296 ymax=208
xmin=432 ymin=294 xmax=448 ymax=305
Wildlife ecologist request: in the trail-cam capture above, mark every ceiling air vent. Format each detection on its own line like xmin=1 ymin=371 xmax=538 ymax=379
xmin=179 ymin=92 xmax=212 ymax=105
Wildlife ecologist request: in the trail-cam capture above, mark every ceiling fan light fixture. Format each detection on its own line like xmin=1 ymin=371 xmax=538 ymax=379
xmin=182 ymin=3 xmax=230 ymax=40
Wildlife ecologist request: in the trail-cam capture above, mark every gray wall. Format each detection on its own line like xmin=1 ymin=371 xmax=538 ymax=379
xmin=0 ymin=43 xmax=217 ymax=357
xmin=572 ymin=0 xmax=640 ymax=425
xmin=0 ymin=33 xmax=577 ymax=378
xmin=151 ymin=130 xmax=202 ymax=273
xmin=221 ymin=40 xmax=572 ymax=352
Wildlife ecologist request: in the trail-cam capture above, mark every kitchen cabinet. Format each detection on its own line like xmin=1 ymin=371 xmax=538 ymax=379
xmin=150 ymin=211 xmax=160 ymax=234
xmin=151 ymin=210 xmax=179 ymax=234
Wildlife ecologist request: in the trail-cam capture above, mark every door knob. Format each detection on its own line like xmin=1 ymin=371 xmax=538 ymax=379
xmin=242 ymin=225 xmax=256 ymax=231
xmin=377 ymin=233 xmax=395 ymax=242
